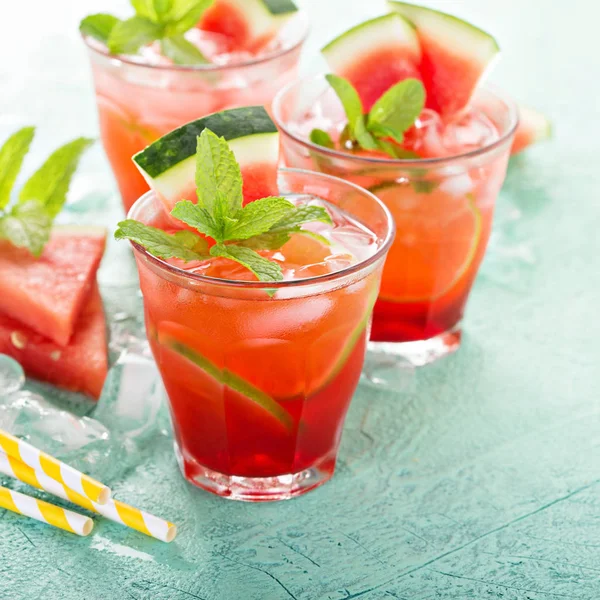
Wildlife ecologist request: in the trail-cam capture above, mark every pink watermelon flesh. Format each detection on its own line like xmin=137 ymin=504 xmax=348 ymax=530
xmin=511 ymin=106 xmax=551 ymax=155
xmin=199 ymin=0 xmax=281 ymax=53
xmin=0 ymin=227 xmax=106 ymax=347
xmin=0 ymin=283 xmax=108 ymax=400
xmin=339 ymin=48 xmax=422 ymax=113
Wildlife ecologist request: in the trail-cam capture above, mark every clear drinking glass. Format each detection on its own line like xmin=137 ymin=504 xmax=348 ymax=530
xmin=273 ymin=75 xmax=518 ymax=371
xmin=127 ymin=169 xmax=394 ymax=501
xmin=82 ymin=13 xmax=308 ymax=213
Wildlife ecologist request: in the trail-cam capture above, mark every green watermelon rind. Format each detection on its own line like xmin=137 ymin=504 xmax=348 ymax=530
xmin=133 ymin=106 xmax=277 ymax=178
xmin=322 ymin=13 xmax=421 ymax=69
xmin=262 ymin=0 xmax=298 ymax=16
xmin=159 ymin=333 xmax=294 ymax=431
xmin=387 ymin=1 xmax=499 ymax=57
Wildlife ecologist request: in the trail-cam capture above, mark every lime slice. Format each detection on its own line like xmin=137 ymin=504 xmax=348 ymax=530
xmin=372 ymin=183 xmax=482 ymax=303
xmin=158 ymin=329 xmax=293 ymax=431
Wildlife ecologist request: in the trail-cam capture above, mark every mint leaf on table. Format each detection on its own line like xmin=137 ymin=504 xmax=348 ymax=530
xmin=0 ymin=202 xmax=53 ymax=258
xmin=0 ymin=128 xmax=93 ymax=257
xmin=118 ymin=129 xmax=334 ymax=282
xmin=79 ymin=14 xmax=121 ymax=44
xmin=367 ymin=78 xmax=425 ymax=144
xmin=210 ymin=244 xmax=284 ymax=282
xmin=115 ymin=219 xmax=210 ymax=260
xmin=82 ymin=0 xmax=213 ymax=61
xmin=161 ymin=35 xmax=209 ymax=65
xmin=0 ymin=127 xmax=35 ymax=210
xmin=19 ymin=137 xmax=94 ymax=218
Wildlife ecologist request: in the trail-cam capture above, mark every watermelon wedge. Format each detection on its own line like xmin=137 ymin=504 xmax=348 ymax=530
xmin=199 ymin=0 xmax=298 ymax=52
xmin=511 ymin=105 xmax=552 ymax=155
xmin=0 ymin=283 xmax=108 ymax=400
xmin=322 ymin=13 xmax=422 ymax=112
xmin=133 ymin=106 xmax=279 ymax=213
xmin=387 ymin=1 xmax=499 ymax=117
xmin=0 ymin=226 xmax=106 ymax=347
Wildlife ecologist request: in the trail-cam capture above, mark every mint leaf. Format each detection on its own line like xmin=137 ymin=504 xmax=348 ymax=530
xmin=161 ymin=35 xmax=208 ymax=65
xmin=115 ymin=219 xmax=210 ymax=261
xmin=0 ymin=201 xmax=53 ymax=257
xmin=0 ymin=127 xmax=35 ymax=210
xmin=164 ymin=0 xmax=214 ymax=35
xmin=376 ymin=138 xmax=420 ymax=159
xmin=210 ymin=244 xmax=283 ymax=282
xmin=130 ymin=0 xmax=161 ymax=22
xmin=224 ymin=197 xmax=295 ymax=241
xmin=170 ymin=200 xmax=222 ymax=240
xmin=152 ymin=0 xmax=174 ymax=20
xmin=195 ymin=129 xmax=243 ymax=220
xmin=367 ymin=79 xmax=425 ymax=144
xmin=19 ymin=137 xmax=94 ymax=218
xmin=271 ymin=204 xmax=332 ymax=231
xmin=310 ymin=128 xmax=334 ymax=149
xmin=325 ymin=74 xmax=364 ymax=139
xmin=108 ymin=16 xmax=164 ymax=54
xmin=238 ymin=205 xmax=332 ymax=251
xmin=80 ymin=14 xmax=121 ymax=44
xmin=353 ymin=116 xmax=380 ymax=151
xmin=237 ymin=231 xmax=292 ymax=250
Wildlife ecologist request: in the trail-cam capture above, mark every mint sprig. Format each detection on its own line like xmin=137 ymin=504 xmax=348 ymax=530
xmin=116 ymin=129 xmax=333 ymax=283
xmin=80 ymin=0 xmax=214 ymax=64
xmin=312 ymin=75 xmax=425 ymax=159
xmin=0 ymin=128 xmax=93 ymax=257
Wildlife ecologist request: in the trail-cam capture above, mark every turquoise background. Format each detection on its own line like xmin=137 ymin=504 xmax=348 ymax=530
xmin=1 ymin=0 xmax=599 ymax=598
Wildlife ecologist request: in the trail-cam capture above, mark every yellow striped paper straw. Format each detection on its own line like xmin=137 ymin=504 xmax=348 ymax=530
xmin=0 ymin=485 xmax=93 ymax=536
xmin=0 ymin=429 xmax=111 ymax=504
xmin=0 ymin=452 xmax=177 ymax=543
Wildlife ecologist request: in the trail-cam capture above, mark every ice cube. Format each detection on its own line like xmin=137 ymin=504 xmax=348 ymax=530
xmin=442 ymin=110 xmax=499 ymax=153
xmin=0 ymin=355 xmax=25 ymax=396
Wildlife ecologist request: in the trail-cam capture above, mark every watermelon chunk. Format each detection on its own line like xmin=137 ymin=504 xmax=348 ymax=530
xmin=0 ymin=226 xmax=106 ymax=347
xmin=387 ymin=1 xmax=499 ymax=117
xmin=133 ymin=106 xmax=280 ymax=213
xmin=512 ymin=105 xmax=552 ymax=155
xmin=322 ymin=13 xmax=422 ymax=112
xmin=199 ymin=0 xmax=298 ymax=52
xmin=0 ymin=283 xmax=108 ymax=400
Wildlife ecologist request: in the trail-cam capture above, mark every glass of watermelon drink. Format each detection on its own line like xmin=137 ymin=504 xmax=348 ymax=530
xmin=126 ymin=169 xmax=394 ymax=501
xmin=273 ymin=3 xmax=519 ymax=370
xmin=81 ymin=5 xmax=308 ymax=214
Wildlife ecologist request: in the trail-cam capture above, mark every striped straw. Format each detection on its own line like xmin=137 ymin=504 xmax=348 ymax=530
xmin=0 ymin=452 xmax=177 ymax=543
xmin=0 ymin=429 xmax=111 ymax=505
xmin=0 ymin=485 xmax=93 ymax=536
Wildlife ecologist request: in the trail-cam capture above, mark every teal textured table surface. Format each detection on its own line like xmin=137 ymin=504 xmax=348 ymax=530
xmin=1 ymin=1 xmax=599 ymax=599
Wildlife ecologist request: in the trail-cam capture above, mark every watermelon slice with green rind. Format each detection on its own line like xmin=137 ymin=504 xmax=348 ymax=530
xmin=0 ymin=226 xmax=107 ymax=347
xmin=511 ymin=105 xmax=552 ymax=155
xmin=199 ymin=0 xmax=298 ymax=52
xmin=0 ymin=283 xmax=108 ymax=400
xmin=387 ymin=1 xmax=499 ymax=117
xmin=322 ymin=13 xmax=422 ymax=112
xmin=133 ymin=106 xmax=280 ymax=213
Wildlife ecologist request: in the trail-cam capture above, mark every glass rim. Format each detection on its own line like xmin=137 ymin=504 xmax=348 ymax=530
xmin=81 ymin=11 xmax=310 ymax=73
xmin=272 ymin=74 xmax=520 ymax=167
xmin=127 ymin=167 xmax=396 ymax=290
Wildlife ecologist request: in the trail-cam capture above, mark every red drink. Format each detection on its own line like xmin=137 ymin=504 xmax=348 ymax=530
xmin=127 ymin=169 xmax=393 ymax=500
xmin=82 ymin=15 xmax=308 ymax=213
xmin=274 ymin=76 xmax=517 ymax=366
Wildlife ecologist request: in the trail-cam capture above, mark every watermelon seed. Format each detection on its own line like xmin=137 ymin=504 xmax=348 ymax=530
xmin=10 ymin=332 xmax=27 ymax=349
